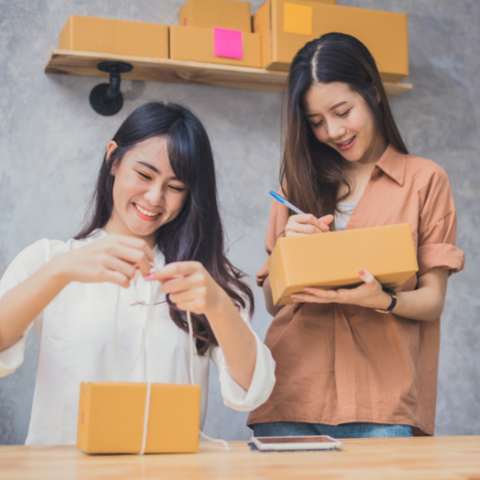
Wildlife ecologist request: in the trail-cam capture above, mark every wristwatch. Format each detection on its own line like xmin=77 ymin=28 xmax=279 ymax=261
xmin=375 ymin=287 xmax=398 ymax=314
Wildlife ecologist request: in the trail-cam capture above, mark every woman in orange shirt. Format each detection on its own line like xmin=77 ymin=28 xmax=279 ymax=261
xmin=248 ymin=33 xmax=465 ymax=438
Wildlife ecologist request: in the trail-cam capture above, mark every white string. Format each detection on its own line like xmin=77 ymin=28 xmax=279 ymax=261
xmin=186 ymin=311 xmax=230 ymax=451
xmin=119 ymin=285 xmax=154 ymax=382
xmin=107 ymin=285 xmax=121 ymax=381
xmin=139 ymin=281 xmax=156 ymax=455
xmin=186 ymin=310 xmax=195 ymax=384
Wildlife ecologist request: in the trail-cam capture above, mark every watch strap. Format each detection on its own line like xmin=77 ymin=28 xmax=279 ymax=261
xmin=375 ymin=287 xmax=397 ymax=314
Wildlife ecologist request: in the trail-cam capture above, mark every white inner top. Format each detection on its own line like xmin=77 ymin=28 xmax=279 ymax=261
xmin=0 ymin=229 xmax=276 ymax=446
xmin=334 ymin=202 xmax=357 ymax=231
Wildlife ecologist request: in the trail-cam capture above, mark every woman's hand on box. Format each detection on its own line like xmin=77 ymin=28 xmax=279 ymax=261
xmin=285 ymin=214 xmax=334 ymax=237
xmin=290 ymin=269 xmax=392 ymax=310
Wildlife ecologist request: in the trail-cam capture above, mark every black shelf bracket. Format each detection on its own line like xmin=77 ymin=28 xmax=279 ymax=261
xmin=89 ymin=61 xmax=133 ymax=116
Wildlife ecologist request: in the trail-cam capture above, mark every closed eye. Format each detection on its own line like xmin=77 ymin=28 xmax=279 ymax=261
xmin=338 ymin=108 xmax=351 ymax=117
xmin=169 ymin=185 xmax=185 ymax=192
xmin=137 ymin=171 xmax=152 ymax=180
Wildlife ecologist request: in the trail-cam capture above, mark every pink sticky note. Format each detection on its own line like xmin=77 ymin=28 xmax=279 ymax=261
xmin=213 ymin=28 xmax=243 ymax=59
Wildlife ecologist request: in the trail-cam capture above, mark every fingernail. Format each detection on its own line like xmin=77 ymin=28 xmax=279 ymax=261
xmin=358 ymin=269 xmax=365 ymax=276
xmin=145 ymin=273 xmax=155 ymax=281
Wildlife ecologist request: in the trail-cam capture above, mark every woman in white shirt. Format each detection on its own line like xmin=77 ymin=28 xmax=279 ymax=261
xmin=0 ymin=102 xmax=275 ymax=445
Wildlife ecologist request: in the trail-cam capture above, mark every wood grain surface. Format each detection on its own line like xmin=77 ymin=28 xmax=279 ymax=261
xmin=44 ymin=50 xmax=413 ymax=98
xmin=1 ymin=437 xmax=480 ymax=479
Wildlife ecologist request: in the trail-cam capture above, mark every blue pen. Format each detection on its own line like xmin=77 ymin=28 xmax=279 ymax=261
xmin=269 ymin=190 xmax=305 ymax=215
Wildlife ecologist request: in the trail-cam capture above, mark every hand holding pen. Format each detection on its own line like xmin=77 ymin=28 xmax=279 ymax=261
xmin=269 ymin=190 xmax=334 ymax=237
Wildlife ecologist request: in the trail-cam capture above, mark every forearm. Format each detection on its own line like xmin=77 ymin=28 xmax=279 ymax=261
xmin=387 ymin=269 xmax=449 ymax=322
xmin=206 ymin=292 xmax=257 ymax=391
xmin=393 ymin=287 xmax=446 ymax=321
xmin=0 ymin=257 xmax=69 ymax=352
xmin=263 ymin=276 xmax=284 ymax=317
xmin=296 ymin=269 xmax=449 ymax=323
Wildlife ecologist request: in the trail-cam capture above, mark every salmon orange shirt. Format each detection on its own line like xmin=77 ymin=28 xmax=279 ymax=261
xmin=248 ymin=145 xmax=465 ymax=435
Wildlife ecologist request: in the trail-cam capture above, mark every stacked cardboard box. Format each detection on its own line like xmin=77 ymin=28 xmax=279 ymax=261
xmin=269 ymin=224 xmax=418 ymax=307
xmin=58 ymin=2 xmax=408 ymax=79
xmin=59 ymin=15 xmax=169 ymax=59
xmin=254 ymin=0 xmax=408 ymax=81
xmin=170 ymin=0 xmax=262 ymax=68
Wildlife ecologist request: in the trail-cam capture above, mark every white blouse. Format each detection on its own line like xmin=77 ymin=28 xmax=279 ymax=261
xmin=334 ymin=202 xmax=357 ymax=231
xmin=0 ymin=230 xmax=276 ymax=446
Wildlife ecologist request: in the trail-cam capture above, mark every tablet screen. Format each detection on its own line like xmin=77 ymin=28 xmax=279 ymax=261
xmin=255 ymin=436 xmax=338 ymax=444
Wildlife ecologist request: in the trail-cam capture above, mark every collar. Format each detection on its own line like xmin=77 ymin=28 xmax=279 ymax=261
xmin=372 ymin=144 xmax=407 ymax=186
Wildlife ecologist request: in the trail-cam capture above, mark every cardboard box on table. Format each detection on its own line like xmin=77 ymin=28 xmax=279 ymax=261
xmin=77 ymin=382 xmax=201 ymax=454
xmin=170 ymin=25 xmax=262 ymax=68
xmin=59 ymin=15 xmax=169 ymax=58
xmin=179 ymin=0 xmax=252 ymax=32
xmin=269 ymin=224 xmax=418 ymax=307
xmin=253 ymin=0 xmax=408 ymax=82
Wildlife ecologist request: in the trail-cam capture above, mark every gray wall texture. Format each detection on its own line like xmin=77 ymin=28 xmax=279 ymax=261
xmin=0 ymin=0 xmax=479 ymax=444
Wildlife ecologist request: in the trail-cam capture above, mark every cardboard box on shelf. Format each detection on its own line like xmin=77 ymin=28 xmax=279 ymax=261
xmin=76 ymin=382 xmax=201 ymax=454
xmin=268 ymin=224 xmax=418 ymax=307
xmin=170 ymin=25 xmax=262 ymax=68
xmin=59 ymin=15 xmax=169 ymax=58
xmin=253 ymin=0 xmax=408 ymax=82
xmin=179 ymin=0 xmax=252 ymax=32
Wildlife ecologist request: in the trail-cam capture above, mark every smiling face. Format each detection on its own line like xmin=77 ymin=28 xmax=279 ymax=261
xmin=104 ymin=136 xmax=188 ymax=247
xmin=304 ymin=81 xmax=386 ymax=165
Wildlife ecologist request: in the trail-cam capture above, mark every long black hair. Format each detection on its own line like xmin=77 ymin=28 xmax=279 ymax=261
xmin=281 ymin=32 xmax=408 ymax=224
xmin=76 ymin=102 xmax=254 ymax=354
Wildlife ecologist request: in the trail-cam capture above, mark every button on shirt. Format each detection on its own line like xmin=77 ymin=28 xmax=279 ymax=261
xmin=0 ymin=229 xmax=276 ymax=445
xmin=248 ymin=146 xmax=465 ymax=435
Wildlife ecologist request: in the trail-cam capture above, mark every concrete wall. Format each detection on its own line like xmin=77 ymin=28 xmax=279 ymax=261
xmin=0 ymin=0 xmax=478 ymax=444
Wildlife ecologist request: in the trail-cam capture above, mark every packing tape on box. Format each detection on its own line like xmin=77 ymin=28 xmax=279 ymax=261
xmin=106 ymin=265 xmax=230 ymax=454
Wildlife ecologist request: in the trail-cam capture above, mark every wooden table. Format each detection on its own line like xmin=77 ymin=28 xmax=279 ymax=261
xmin=1 ymin=437 xmax=480 ymax=479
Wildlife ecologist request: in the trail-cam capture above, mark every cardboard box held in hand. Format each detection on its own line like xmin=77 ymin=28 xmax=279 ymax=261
xmin=77 ymin=382 xmax=201 ymax=454
xmin=269 ymin=224 xmax=418 ymax=307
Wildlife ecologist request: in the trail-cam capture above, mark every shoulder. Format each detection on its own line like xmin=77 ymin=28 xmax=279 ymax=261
xmin=0 ymin=238 xmax=66 ymax=296
xmin=403 ymin=155 xmax=457 ymax=224
xmin=9 ymin=238 xmax=64 ymax=271
xmin=4 ymin=238 xmax=67 ymax=277
xmin=404 ymin=154 xmax=451 ymax=189
xmin=3 ymin=231 xmax=102 ymax=277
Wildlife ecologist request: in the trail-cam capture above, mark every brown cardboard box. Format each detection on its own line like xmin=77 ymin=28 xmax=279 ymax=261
xmin=59 ymin=15 xmax=169 ymax=59
xmin=253 ymin=0 xmax=408 ymax=82
xmin=76 ymin=382 xmax=201 ymax=454
xmin=179 ymin=0 xmax=252 ymax=32
xmin=269 ymin=224 xmax=418 ymax=307
xmin=170 ymin=25 xmax=262 ymax=68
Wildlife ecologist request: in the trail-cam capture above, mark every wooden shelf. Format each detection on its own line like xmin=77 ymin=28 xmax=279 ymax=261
xmin=45 ymin=50 xmax=412 ymax=98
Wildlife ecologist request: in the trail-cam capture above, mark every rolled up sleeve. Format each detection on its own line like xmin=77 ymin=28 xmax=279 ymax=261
xmin=417 ymin=212 xmax=465 ymax=276
xmin=210 ymin=313 xmax=276 ymax=412
xmin=417 ymin=169 xmax=465 ymax=277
